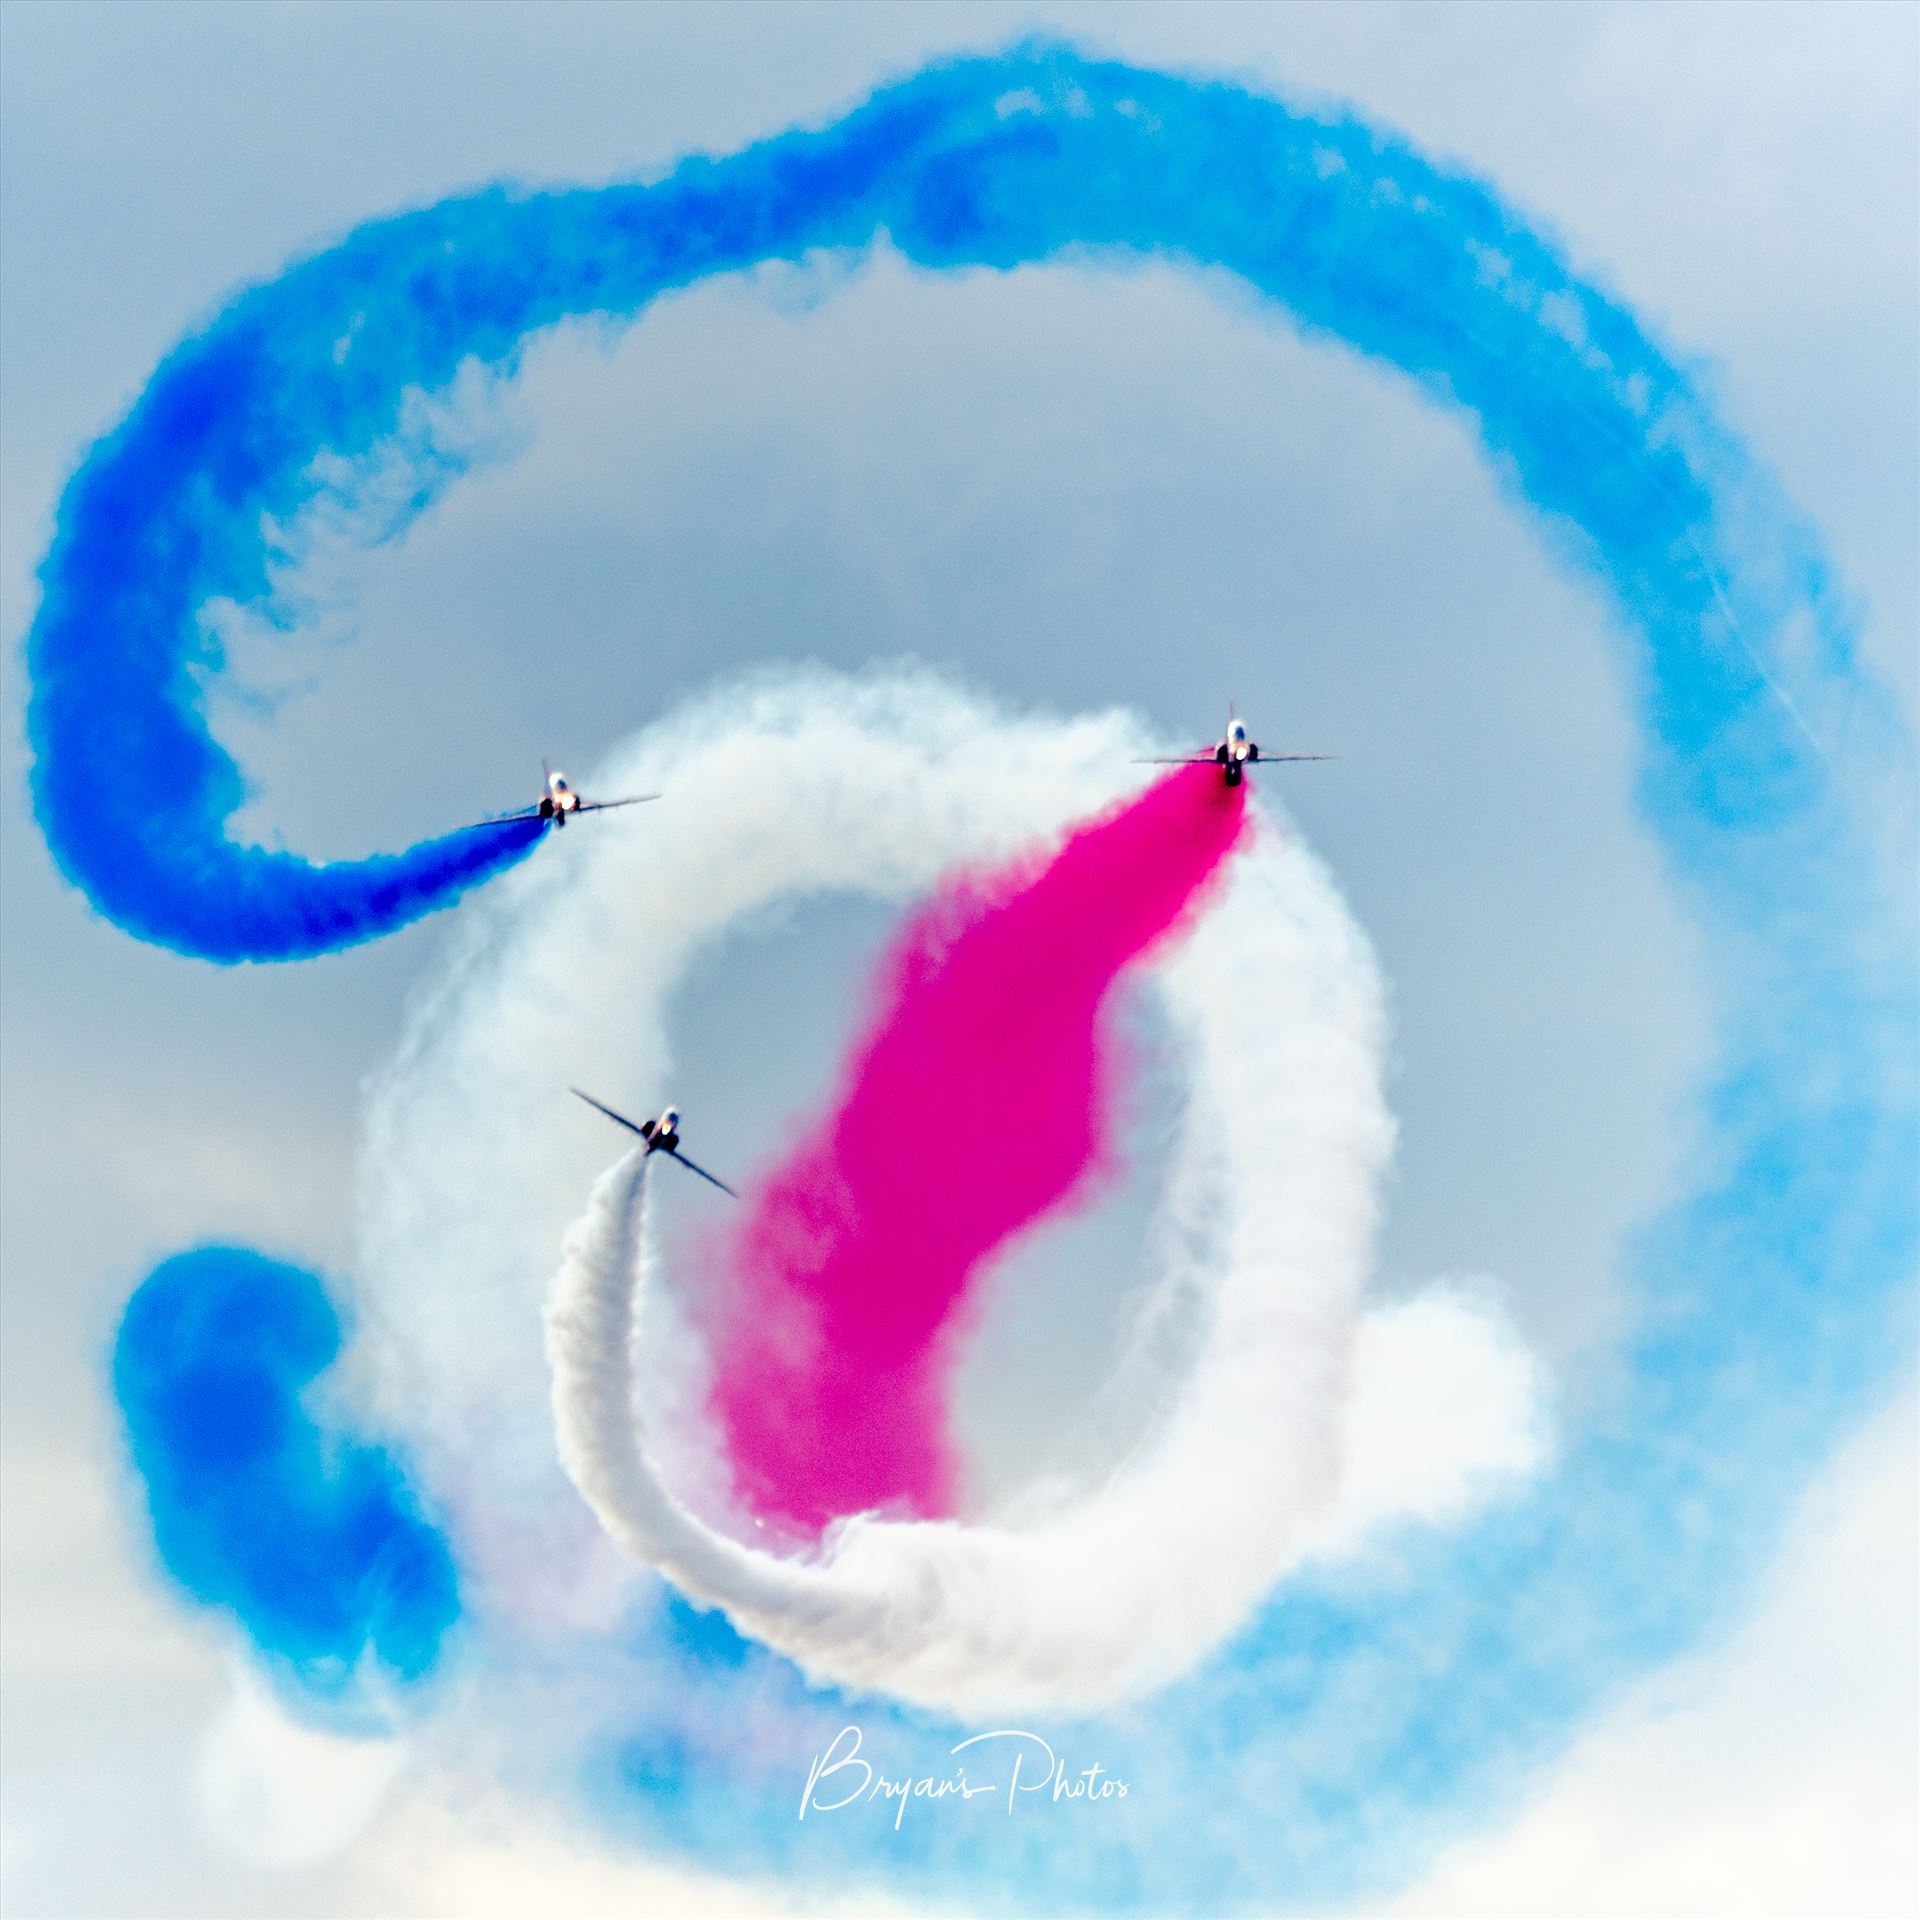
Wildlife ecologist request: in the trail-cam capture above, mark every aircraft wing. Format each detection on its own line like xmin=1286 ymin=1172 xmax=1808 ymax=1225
xmin=667 ymin=1147 xmax=737 ymax=1198
xmin=569 ymin=1087 xmax=655 ymax=1139
xmin=1251 ymin=752 xmax=1337 ymax=763
xmin=1131 ymin=753 xmax=1220 ymax=765
xmin=449 ymin=805 xmax=546 ymax=833
xmin=574 ymin=794 xmax=661 ymax=815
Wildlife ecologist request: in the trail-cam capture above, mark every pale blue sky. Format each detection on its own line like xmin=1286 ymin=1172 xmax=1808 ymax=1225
xmin=1 ymin=5 xmax=1913 ymax=1915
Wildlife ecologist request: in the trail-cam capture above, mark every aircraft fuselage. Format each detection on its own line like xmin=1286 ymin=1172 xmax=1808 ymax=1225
xmin=1216 ymin=717 xmax=1256 ymax=785
xmin=538 ymin=774 xmax=581 ymax=825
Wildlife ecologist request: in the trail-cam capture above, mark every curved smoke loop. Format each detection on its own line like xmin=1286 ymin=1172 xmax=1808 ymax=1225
xmin=60 ymin=38 xmax=1909 ymax=1909
xmin=364 ymin=675 xmax=1542 ymax=1715
xmin=25 ymin=39 xmax=1874 ymax=964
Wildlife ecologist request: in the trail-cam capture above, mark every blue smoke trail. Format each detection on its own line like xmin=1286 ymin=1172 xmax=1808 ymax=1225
xmin=113 ymin=1247 xmax=460 ymax=1713
xmin=82 ymin=40 xmax=1913 ymax=1912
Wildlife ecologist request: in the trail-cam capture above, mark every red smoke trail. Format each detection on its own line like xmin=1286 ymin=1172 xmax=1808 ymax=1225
xmin=707 ymin=762 xmax=1248 ymax=1536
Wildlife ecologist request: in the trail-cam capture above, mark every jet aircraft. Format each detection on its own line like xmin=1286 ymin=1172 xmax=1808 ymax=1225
xmin=570 ymin=1088 xmax=738 ymax=1197
xmin=461 ymin=760 xmax=659 ymax=831
xmin=1137 ymin=707 xmax=1334 ymax=787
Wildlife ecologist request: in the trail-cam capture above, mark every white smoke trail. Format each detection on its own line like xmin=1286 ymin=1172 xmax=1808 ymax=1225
xmin=354 ymin=669 xmax=1547 ymax=1714
xmin=543 ymin=1135 xmax=1544 ymax=1715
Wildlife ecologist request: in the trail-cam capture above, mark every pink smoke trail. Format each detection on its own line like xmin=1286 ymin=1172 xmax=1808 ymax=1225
xmin=706 ymin=761 xmax=1249 ymax=1537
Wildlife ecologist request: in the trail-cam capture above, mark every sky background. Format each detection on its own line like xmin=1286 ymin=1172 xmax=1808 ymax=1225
xmin=1 ymin=3 xmax=1914 ymax=1916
